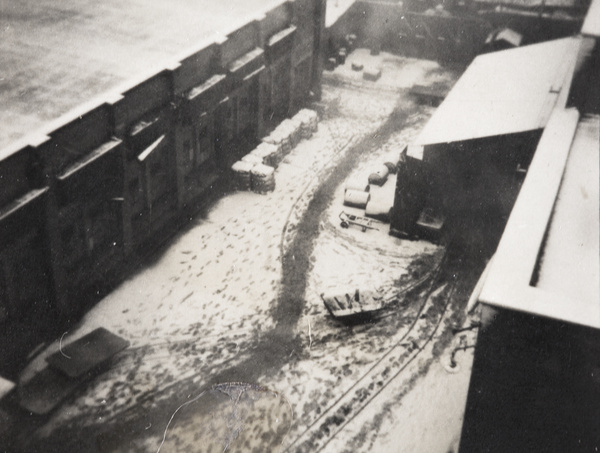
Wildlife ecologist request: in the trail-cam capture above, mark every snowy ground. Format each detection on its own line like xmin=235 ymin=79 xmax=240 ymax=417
xmin=9 ymin=52 xmax=482 ymax=453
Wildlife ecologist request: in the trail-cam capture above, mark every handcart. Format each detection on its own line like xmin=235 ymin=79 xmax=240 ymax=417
xmin=339 ymin=211 xmax=379 ymax=232
xmin=321 ymin=289 xmax=386 ymax=323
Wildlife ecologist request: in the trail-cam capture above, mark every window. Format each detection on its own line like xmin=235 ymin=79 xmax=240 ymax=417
xmin=85 ymin=205 xmax=116 ymax=253
xmin=216 ymin=99 xmax=235 ymax=143
xmin=0 ymin=264 xmax=9 ymax=323
xmin=128 ymin=178 xmax=140 ymax=196
xmin=238 ymin=88 xmax=252 ymax=134
xmin=193 ymin=124 xmax=214 ymax=168
xmin=60 ymin=221 xmax=85 ymax=264
xmin=184 ymin=140 xmax=193 ymax=164
xmin=12 ymin=240 xmax=48 ymax=308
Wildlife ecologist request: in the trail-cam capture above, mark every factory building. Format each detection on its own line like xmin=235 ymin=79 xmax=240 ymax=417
xmin=0 ymin=0 xmax=325 ymax=377
xmin=460 ymin=4 xmax=600 ymax=450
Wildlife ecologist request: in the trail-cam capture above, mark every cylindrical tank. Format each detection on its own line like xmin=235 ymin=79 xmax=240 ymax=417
xmin=344 ymin=189 xmax=370 ymax=208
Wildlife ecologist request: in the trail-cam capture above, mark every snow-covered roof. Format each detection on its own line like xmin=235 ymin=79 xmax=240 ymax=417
xmin=478 ymin=110 xmax=600 ymax=328
xmin=535 ymin=115 xmax=599 ymax=311
xmin=582 ymin=0 xmax=600 ymax=36
xmin=0 ymin=0 xmax=287 ymax=153
xmin=473 ymin=0 xmax=581 ymax=8
xmin=326 ymin=0 xmax=357 ymax=27
xmin=488 ymin=28 xmax=523 ymax=47
xmin=408 ymin=37 xmax=580 ymax=159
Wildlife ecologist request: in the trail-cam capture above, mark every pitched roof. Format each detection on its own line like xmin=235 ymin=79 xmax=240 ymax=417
xmin=408 ymin=37 xmax=580 ymax=158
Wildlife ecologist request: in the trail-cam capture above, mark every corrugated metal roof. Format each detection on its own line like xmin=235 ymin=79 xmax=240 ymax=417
xmin=582 ymin=0 xmax=600 ymax=36
xmin=409 ymin=38 xmax=580 ymax=157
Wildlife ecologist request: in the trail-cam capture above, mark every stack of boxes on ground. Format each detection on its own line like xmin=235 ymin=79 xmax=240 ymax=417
xmin=231 ymin=109 xmax=319 ymax=193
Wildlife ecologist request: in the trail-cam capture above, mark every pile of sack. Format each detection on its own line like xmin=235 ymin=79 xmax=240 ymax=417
xmin=279 ymin=118 xmax=303 ymax=148
xmin=247 ymin=142 xmax=281 ymax=168
xmin=231 ymin=109 xmax=320 ymax=194
xmin=250 ymin=164 xmax=275 ymax=193
xmin=262 ymin=108 xmax=319 ymax=158
xmin=295 ymin=109 xmax=318 ymax=139
xmin=262 ymin=128 xmax=292 ymax=157
xmin=231 ymin=160 xmax=254 ymax=191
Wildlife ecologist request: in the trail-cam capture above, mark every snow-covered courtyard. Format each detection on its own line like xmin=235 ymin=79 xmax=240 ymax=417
xmin=11 ymin=52 xmax=487 ymax=453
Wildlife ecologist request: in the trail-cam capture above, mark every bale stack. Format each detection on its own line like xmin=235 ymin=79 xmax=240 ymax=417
xmin=263 ymin=129 xmax=291 ymax=157
xmin=262 ymin=111 xmax=317 ymax=158
xmin=295 ymin=109 xmax=318 ymax=139
xmin=250 ymin=142 xmax=281 ymax=168
xmin=231 ymin=160 xmax=255 ymax=191
xmin=251 ymin=164 xmax=275 ymax=193
xmin=241 ymin=153 xmax=263 ymax=166
xmin=279 ymin=118 xmax=303 ymax=148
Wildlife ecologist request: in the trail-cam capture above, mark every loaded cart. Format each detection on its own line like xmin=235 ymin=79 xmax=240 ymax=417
xmin=321 ymin=289 xmax=386 ymax=322
xmin=339 ymin=211 xmax=379 ymax=232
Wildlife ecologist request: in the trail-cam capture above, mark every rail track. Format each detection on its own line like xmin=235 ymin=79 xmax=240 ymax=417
xmin=284 ymin=246 xmax=460 ymax=452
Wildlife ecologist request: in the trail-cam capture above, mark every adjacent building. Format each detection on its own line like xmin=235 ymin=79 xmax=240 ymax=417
xmin=391 ymin=36 xmax=580 ymax=237
xmin=459 ymin=3 xmax=600 ymax=450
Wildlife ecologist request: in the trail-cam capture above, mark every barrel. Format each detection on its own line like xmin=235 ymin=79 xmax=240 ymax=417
xmin=343 ymin=189 xmax=370 ymax=208
xmin=368 ymin=164 xmax=390 ymax=186
xmin=344 ymin=178 xmax=370 ymax=193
